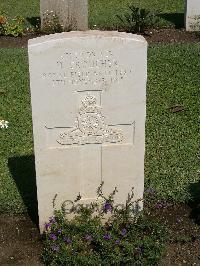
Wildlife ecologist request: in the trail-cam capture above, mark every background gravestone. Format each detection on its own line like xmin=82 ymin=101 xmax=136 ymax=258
xmin=185 ymin=0 xmax=200 ymax=31
xmin=28 ymin=31 xmax=147 ymax=232
xmin=40 ymin=0 xmax=88 ymax=31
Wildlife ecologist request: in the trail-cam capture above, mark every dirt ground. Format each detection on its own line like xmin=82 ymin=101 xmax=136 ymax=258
xmin=0 ymin=204 xmax=200 ymax=265
xmin=0 ymin=28 xmax=199 ymax=48
xmin=157 ymin=204 xmax=200 ymax=266
xmin=0 ymin=214 xmax=43 ymax=265
xmin=144 ymin=28 xmax=200 ymax=44
xmin=0 ymin=28 xmax=199 ymax=265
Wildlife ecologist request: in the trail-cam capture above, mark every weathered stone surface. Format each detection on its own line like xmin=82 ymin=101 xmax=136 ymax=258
xmin=28 ymin=31 xmax=147 ymax=232
xmin=185 ymin=0 xmax=200 ymax=31
xmin=40 ymin=0 xmax=88 ymax=31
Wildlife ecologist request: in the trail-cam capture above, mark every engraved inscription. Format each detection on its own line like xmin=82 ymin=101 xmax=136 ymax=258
xmin=42 ymin=50 xmax=133 ymax=89
xmin=57 ymin=94 xmax=124 ymax=145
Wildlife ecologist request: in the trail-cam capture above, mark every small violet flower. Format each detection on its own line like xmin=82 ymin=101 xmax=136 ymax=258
xmin=155 ymin=202 xmax=163 ymax=209
xmin=155 ymin=201 xmax=168 ymax=209
xmin=49 ymin=216 xmax=56 ymax=224
xmin=103 ymin=233 xmax=111 ymax=240
xmin=63 ymin=236 xmax=72 ymax=244
xmin=51 ymin=245 xmax=59 ymax=252
xmin=103 ymin=202 xmax=113 ymax=213
xmin=49 ymin=233 xmax=57 ymax=241
xmin=135 ymin=246 xmax=144 ymax=255
xmin=45 ymin=223 xmax=51 ymax=230
xmin=145 ymin=188 xmax=156 ymax=195
xmin=85 ymin=234 xmax=92 ymax=241
xmin=176 ymin=217 xmax=181 ymax=223
xmin=57 ymin=229 xmax=62 ymax=234
xmin=115 ymin=239 xmax=121 ymax=245
xmin=121 ymin=228 xmax=127 ymax=236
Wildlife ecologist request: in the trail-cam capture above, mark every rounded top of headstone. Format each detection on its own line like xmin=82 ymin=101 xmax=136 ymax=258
xmin=28 ymin=31 xmax=147 ymax=47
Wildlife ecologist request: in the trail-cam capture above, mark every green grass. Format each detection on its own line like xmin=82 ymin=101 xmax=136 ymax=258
xmin=0 ymin=0 xmax=39 ymax=19
xmin=0 ymin=49 xmax=34 ymax=213
xmin=0 ymin=44 xmax=199 ymax=215
xmin=89 ymin=0 xmax=184 ymax=29
xmin=146 ymin=44 xmax=200 ymax=202
xmin=0 ymin=0 xmax=185 ymax=29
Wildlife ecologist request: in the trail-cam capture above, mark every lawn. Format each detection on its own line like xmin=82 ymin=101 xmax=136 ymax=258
xmin=0 ymin=0 xmax=185 ymax=29
xmin=0 ymin=44 xmax=199 ymax=215
xmin=0 ymin=49 xmax=34 ymax=213
xmin=147 ymin=44 xmax=200 ymax=202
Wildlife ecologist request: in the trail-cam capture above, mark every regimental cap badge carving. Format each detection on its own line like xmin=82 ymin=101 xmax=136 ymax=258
xmin=57 ymin=93 xmax=124 ymax=145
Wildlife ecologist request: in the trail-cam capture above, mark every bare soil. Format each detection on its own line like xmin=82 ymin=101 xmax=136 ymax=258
xmin=0 ymin=204 xmax=200 ymax=265
xmin=157 ymin=204 xmax=200 ymax=266
xmin=144 ymin=28 xmax=200 ymax=44
xmin=0 ymin=214 xmax=43 ymax=266
xmin=0 ymin=29 xmax=199 ymax=48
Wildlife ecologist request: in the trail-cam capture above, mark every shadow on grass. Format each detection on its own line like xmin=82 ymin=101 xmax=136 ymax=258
xmin=26 ymin=16 xmax=41 ymax=28
xmin=8 ymin=155 xmax=39 ymax=228
xmin=158 ymin=13 xmax=184 ymax=29
xmin=188 ymin=181 xmax=200 ymax=225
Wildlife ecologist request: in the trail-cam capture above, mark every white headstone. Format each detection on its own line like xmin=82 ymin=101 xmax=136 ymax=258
xmin=40 ymin=0 xmax=88 ymax=31
xmin=28 ymin=31 xmax=147 ymax=232
xmin=185 ymin=0 xmax=200 ymax=31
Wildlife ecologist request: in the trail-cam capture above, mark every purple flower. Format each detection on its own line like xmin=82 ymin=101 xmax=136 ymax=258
xmin=155 ymin=202 xmax=163 ymax=209
xmin=45 ymin=216 xmax=56 ymax=230
xmin=121 ymin=228 xmax=127 ymax=236
xmin=155 ymin=201 xmax=168 ymax=209
xmin=145 ymin=188 xmax=156 ymax=195
xmin=57 ymin=229 xmax=62 ymax=234
xmin=115 ymin=239 xmax=121 ymax=245
xmin=103 ymin=202 xmax=113 ymax=213
xmin=85 ymin=234 xmax=92 ymax=241
xmin=45 ymin=223 xmax=51 ymax=230
xmin=176 ymin=217 xmax=181 ymax=223
xmin=103 ymin=233 xmax=111 ymax=240
xmin=49 ymin=233 xmax=57 ymax=241
xmin=49 ymin=216 xmax=56 ymax=223
xmin=63 ymin=236 xmax=72 ymax=244
xmin=135 ymin=246 xmax=144 ymax=255
xmin=51 ymin=245 xmax=59 ymax=252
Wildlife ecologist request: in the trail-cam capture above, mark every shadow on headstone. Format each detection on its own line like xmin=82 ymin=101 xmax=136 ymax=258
xmin=8 ymin=155 xmax=39 ymax=228
xmin=26 ymin=17 xmax=41 ymax=28
xmin=188 ymin=180 xmax=200 ymax=225
xmin=158 ymin=13 xmax=184 ymax=29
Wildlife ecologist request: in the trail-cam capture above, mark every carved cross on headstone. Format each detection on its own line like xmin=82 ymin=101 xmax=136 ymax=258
xmin=46 ymin=91 xmax=135 ymax=200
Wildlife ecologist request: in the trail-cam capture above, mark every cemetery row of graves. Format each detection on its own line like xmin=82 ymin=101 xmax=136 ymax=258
xmin=0 ymin=0 xmax=200 ymax=265
xmin=0 ymin=0 xmax=200 ymax=37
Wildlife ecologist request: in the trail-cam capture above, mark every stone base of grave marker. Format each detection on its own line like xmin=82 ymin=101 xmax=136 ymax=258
xmin=185 ymin=0 xmax=200 ymax=31
xmin=28 ymin=31 xmax=147 ymax=232
xmin=40 ymin=0 xmax=88 ymax=31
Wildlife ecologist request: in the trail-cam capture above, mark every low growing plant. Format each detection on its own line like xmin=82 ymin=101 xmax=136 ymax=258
xmin=173 ymin=235 xmax=194 ymax=244
xmin=42 ymin=10 xmax=76 ymax=34
xmin=42 ymin=11 xmax=62 ymax=34
xmin=117 ymin=5 xmax=158 ymax=33
xmin=189 ymin=15 xmax=200 ymax=32
xmin=42 ymin=183 xmax=167 ymax=265
xmin=0 ymin=13 xmax=6 ymax=35
xmin=0 ymin=14 xmax=25 ymax=37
